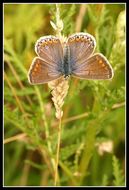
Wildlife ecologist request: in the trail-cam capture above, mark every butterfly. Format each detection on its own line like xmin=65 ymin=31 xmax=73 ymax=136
xmin=28 ymin=32 xmax=113 ymax=84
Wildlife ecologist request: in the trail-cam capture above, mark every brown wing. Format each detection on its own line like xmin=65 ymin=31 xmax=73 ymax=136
xmin=28 ymin=57 xmax=62 ymax=85
xmin=72 ymin=53 xmax=114 ymax=80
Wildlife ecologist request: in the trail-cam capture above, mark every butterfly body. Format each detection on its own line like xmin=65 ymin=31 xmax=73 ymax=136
xmin=62 ymin=45 xmax=72 ymax=77
xmin=28 ymin=33 xmax=113 ymax=84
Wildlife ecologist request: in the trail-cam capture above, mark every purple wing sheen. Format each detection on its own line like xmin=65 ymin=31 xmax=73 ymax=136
xmin=28 ymin=57 xmax=61 ymax=84
xmin=66 ymin=33 xmax=96 ymax=66
xmin=35 ymin=35 xmax=63 ymax=65
xmin=72 ymin=53 xmax=114 ymax=80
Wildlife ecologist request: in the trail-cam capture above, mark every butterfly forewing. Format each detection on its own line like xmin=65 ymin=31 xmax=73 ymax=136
xmin=67 ymin=33 xmax=96 ymax=66
xmin=72 ymin=53 xmax=113 ymax=80
xmin=35 ymin=35 xmax=63 ymax=65
xmin=28 ymin=57 xmax=61 ymax=84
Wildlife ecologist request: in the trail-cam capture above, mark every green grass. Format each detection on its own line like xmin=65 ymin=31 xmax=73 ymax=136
xmin=4 ymin=3 xmax=125 ymax=186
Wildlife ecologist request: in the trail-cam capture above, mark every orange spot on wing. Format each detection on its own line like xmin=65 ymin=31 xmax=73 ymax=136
xmin=32 ymin=71 xmax=36 ymax=76
xmin=76 ymin=36 xmax=80 ymax=42
xmin=80 ymin=36 xmax=84 ymax=41
xmin=102 ymin=63 xmax=105 ymax=67
xmin=41 ymin=43 xmax=45 ymax=47
xmin=49 ymin=39 xmax=52 ymax=44
xmin=35 ymin=64 xmax=39 ymax=68
xmin=99 ymin=60 xmax=103 ymax=64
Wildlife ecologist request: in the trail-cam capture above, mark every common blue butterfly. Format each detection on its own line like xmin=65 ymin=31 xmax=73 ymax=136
xmin=28 ymin=33 xmax=113 ymax=84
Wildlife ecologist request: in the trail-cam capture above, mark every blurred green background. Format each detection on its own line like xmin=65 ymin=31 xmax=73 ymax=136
xmin=4 ymin=4 xmax=125 ymax=186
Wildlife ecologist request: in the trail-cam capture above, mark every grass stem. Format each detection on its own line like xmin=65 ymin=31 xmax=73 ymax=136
xmin=54 ymin=116 xmax=62 ymax=186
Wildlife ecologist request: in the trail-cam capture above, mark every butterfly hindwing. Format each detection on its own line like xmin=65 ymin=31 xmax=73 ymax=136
xmin=28 ymin=57 xmax=61 ymax=84
xmin=72 ymin=53 xmax=113 ymax=80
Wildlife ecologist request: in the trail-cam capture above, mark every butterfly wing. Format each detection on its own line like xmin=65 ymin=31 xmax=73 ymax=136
xmin=35 ymin=35 xmax=63 ymax=66
xmin=66 ymin=32 xmax=96 ymax=67
xmin=72 ymin=53 xmax=113 ymax=80
xmin=66 ymin=33 xmax=113 ymax=80
xmin=28 ymin=35 xmax=63 ymax=84
xmin=28 ymin=57 xmax=62 ymax=84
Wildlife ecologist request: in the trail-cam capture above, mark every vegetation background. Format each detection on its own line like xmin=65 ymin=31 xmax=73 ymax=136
xmin=4 ymin=3 xmax=125 ymax=186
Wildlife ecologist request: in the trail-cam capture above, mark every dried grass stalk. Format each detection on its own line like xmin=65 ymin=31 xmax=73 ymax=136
xmin=48 ymin=76 xmax=69 ymax=120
